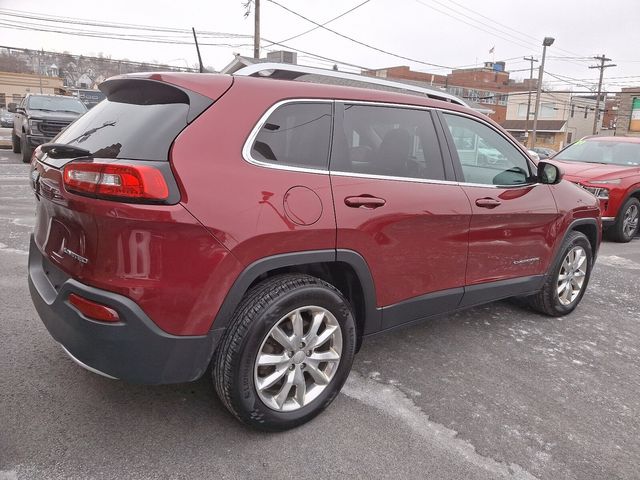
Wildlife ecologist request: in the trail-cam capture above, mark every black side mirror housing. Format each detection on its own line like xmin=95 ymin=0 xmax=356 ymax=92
xmin=538 ymin=161 xmax=563 ymax=185
xmin=7 ymin=103 xmax=17 ymax=113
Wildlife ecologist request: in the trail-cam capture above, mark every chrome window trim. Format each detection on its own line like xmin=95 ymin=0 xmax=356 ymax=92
xmin=330 ymin=169 xmax=459 ymax=186
xmin=241 ymin=98 xmax=334 ymax=175
xmin=242 ymin=98 xmax=541 ymax=189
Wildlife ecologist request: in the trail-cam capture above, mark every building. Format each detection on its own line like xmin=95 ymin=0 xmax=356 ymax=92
xmin=615 ymin=87 xmax=640 ymax=137
xmin=220 ymin=50 xmax=298 ymax=74
xmin=364 ymin=61 xmax=532 ymax=124
xmin=362 ymin=65 xmax=447 ymax=87
xmin=0 ymin=71 xmax=64 ymax=108
xmin=503 ymin=92 xmax=600 ymax=150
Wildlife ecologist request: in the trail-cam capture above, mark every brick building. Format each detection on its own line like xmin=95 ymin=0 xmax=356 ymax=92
xmin=614 ymin=87 xmax=640 ymax=137
xmin=364 ymin=61 xmax=532 ymax=124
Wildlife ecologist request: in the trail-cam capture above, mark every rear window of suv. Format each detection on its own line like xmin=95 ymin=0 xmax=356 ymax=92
xmin=54 ymin=80 xmax=194 ymax=161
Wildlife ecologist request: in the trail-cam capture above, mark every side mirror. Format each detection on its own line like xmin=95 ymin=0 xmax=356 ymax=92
xmin=7 ymin=103 xmax=17 ymax=113
xmin=538 ymin=161 xmax=563 ymax=185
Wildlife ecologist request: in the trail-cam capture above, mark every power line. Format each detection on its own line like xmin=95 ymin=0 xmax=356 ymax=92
xmin=412 ymin=0 xmax=536 ymax=52
xmin=265 ymin=0 xmax=453 ymax=69
xmin=265 ymin=0 xmax=371 ymax=47
xmin=0 ymin=8 xmax=251 ymax=38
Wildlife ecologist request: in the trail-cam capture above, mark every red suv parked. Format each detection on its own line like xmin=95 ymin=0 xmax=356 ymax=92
xmin=28 ymin=65 xmax=601 ymax=431
xmin=549 ymin=136 xmax=640 ymax=242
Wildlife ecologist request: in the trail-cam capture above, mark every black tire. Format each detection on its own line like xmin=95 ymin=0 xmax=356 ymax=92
xmin=527 ymin=231 xmax=593 ymax=317
xmin=21 ymin=135 xmax=32 ymax=163
xmin=607 ymin=197 xmax=640 ymax=243
xmin=12 ymin=132 xmax=21 ymax=154
xmin=213 ymin=273 xmax=356 ymax=431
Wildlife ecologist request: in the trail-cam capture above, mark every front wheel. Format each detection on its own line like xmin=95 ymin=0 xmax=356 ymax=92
xmin=528 ymin=231 xmax=593 ymax=316
xmin=213 ymin=274 xmax=356 ymax=431
xmin=12 ymin=132 xmax=21 ymax=154
xmin=608 ymin=197 xmax=640 ymax=243
xmin=21 ymin=135 xmax=32 ymax=163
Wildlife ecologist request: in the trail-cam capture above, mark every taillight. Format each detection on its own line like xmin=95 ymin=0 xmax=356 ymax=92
xmin=63 ymin=162 xmax=169 ymax=201
xmin=68 ymin=293 xmax=120 ymax=323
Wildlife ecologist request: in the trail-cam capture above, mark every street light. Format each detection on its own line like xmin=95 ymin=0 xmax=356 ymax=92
xmin=530 ymin=36 xmax=555 ymax=148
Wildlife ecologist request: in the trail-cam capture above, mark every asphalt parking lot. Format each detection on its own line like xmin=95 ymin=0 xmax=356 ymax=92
xmin=0 ymin=144 xmax=638 ymax=480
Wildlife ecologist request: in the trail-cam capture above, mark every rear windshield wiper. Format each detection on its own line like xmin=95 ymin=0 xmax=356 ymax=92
xmin=40 ymin=143 xmax=92 ymax=159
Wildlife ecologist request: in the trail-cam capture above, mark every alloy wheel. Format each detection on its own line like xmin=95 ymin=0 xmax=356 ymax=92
xmin=254 ymin=306 xmax=343 ymax=412
xmin=622 ymin=204 xmax=639 ymax=239
xmin=556 ymin=246 xmax=588 ymax=306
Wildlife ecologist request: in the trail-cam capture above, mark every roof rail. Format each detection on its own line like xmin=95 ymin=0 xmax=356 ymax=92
xmin=234 ymin=62 xmax=468 ymax=107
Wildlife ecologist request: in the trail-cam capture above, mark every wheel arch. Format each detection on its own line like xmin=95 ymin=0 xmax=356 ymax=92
xmin=623 ymin=187 xmax=640 ymax=204
xmin=211 ymin=250 xmax=381 ymax=351
xmin=565 ymin=218 xmax=600 ymax=260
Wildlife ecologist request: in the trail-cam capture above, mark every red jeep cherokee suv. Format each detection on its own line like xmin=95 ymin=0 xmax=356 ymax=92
xmin=28 ymin=65 xmax=601 ymax=430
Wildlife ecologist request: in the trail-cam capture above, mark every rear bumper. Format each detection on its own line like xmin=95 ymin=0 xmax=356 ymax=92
xmin=28 ymin=235 xmax=224 ymax=384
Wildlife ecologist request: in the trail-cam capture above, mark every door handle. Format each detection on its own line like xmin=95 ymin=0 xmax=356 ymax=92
xmin=475 ymin=197 xmax=501 ymax=209
xmin=344 ymin=195 xmax=386 ymax=209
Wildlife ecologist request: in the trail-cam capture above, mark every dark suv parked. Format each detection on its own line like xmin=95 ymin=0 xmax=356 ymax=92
xmin=28 ymin=65 xmax=601 ymax=431
xmin=11 ymin=94 xmax=87 ymax=163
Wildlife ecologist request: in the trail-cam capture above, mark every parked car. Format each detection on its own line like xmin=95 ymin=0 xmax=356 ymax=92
xmin=0 ymin=109 xmax=13 ymax=128
xmin=10 ymin=94 xmax=87 ymax=163
xmin=532 ymin=147 xmax=557 ymax=159
xmin=28 ymin=65 xmax=601 ymax=431
xmin=549 ymin=136 xmax=640 ymax=242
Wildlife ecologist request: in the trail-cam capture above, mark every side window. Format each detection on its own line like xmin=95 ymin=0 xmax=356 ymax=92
xmin=442 ymin=113 xmax=532 ymax=186
xmin=250 ymin=102 xmax=332 ymax=170
xmin=332 ymin=104 xmax=446 ymax=181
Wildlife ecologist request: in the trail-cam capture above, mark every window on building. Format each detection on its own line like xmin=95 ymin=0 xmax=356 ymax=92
xmin=332 ymin=104 xmax=446 ymax=181
xmin=540 ymin=102 xmax=555 ymax=118
xmin=442 ymin=113 xmax=532 ymax=186
xmin=250 ymin=102 xmax=332 ymax=170
xmin=517 ymin=104 xmax=529 ymax=118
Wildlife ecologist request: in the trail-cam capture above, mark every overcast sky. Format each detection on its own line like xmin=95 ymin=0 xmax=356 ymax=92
xmin=1 ymin=0 xmax=639 ymax=92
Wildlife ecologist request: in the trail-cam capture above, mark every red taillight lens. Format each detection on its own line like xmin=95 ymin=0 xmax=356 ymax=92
xmin=63 ymin=162 xmax=169 ymax=201
xmin=68 ymin=293 xmax=120 ymax=323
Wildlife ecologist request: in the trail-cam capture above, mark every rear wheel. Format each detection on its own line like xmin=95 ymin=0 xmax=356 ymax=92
xmin=528 ymin=231 xmax=592 ymax=316
xmin=608 ymin=197 xmax=640 ymax=243
xmin=12 ymin=132 xmax=21 ymax=154
xmin=213 ymin=274 xmax=356 ymax=431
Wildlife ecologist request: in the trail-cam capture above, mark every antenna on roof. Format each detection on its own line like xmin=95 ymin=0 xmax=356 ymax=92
xmin=192 ymin=27 xmax=205 ymax=73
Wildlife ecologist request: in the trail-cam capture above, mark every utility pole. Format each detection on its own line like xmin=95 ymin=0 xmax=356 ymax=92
xmin=254 ymin=0 xmax=261 ymax=59
xmin=523 ymin=56 xmax=538 ymax=147
xmin=589 ymin=54 xmax=616 ymax=135
xmin=37 ymin=49 xmax=43 ymax=93
xmin=531 ymin=37 xmax=554 ymax=148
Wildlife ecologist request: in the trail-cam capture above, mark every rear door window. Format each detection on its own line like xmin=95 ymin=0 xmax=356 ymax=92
xmin=332 ymin=104 xmax=446 ymax=181
xmin=249 ymin=102 xmax=333 ymax=170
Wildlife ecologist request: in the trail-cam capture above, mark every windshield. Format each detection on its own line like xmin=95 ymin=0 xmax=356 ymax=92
xmin=555 ymin=139 xmax=640 ymax=167
xmin=27 ymin=96 xmax=87 ymax=114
